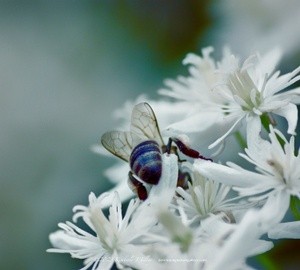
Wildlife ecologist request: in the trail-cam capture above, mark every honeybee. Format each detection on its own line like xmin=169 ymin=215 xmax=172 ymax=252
xmin=101 ymin=102 xmax=211 ymax=200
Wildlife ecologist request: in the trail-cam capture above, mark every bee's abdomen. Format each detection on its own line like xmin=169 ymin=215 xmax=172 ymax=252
xmin=130 ymin=140 xmax=162 ymax=185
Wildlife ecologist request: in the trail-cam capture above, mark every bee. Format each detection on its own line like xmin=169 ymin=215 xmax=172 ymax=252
xmin=101 ymin=102 xmax=211 ymax=200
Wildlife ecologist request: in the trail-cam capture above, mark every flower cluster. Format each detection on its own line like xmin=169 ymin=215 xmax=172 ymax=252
xmin=48 ymin=47 xmax=300 ymax=269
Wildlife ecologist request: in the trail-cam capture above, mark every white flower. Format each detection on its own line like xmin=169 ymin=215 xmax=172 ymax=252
xmin=142 ymin=210 xmax=273 ymax=270
xmin=202 ymin=210 xmax=273 ymax=270
xmin=159 ymin=47 xmax=300 ymax=149
xmin=195 ymin=125 xmax=300 ymax=222
xmin=175 ymin=170 xmax=247 ymax=225
xmin=159 ymin=47 xmax=236 ymax=150
xmin=47 ymin=154 xmax=179 ymax=270
xmin=47 ymin=192 xmax=153 ymax=270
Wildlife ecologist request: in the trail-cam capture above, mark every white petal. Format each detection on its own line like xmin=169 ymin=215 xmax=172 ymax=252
xmin=91 ymin=144 xmax=112 ymax=157
xmin=244 ymin=116 xmax=273 ymax=166
xmin=249 ymin=240 xmax=274 ymax=256
xmin=104 ymin=162 xmax=130 ymax=184
xmin=97 ymin=182 xmax=134 ymax=208
xmin=194 ymin=160 xmax=269 ymax=188
xmin=273 ymin=103 xmax=298 ymax=135
xmin=259 ymin=190 xmax=290 ymax=224
xmin=208 ymin=210 xmax=271 ymax=270
xmin=96 ymin=256 xmax=115 ymax=270
xmin=280 ymin=87 xmax=300 ymax=104
xmin=48 ymin=230 xmax=95 ymax=252
xmin=246 ymin=115 xmax=263 ymax=147
xmin=249 ymin=48 xmax=281 ymax=91
xmin=132 ymin=154 xmax=179 ymax=232
xmin=257 ymin=48 xmax=282 ymax=78
xmin=268 ymin=221 xmax=300 ymax=239
xmin=208 ymin=115 xmax=245 ymax=149
xmin=147 ymin=153 xmax=178 ymax=206
xmin=149 ymin=100 xmax=192 ymax=128
xmin=166 ymin=111 xmax=218 ymax=133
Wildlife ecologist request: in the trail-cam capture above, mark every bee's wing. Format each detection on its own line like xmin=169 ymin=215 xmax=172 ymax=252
xmin=101 ymin=131 xmax=133 ymax=162
xmin=130 ymin=102 xmax=164 ymax=146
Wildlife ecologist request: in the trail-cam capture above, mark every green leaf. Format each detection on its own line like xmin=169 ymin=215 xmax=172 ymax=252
xmin=290 ymin=196 xmax=300 ymax=220
xmin=234 ymin=131 xmax=247 ymax=149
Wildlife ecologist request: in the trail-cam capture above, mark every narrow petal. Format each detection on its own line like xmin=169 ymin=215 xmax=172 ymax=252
xmin=257 ymin=48 xmax=282 ymax=79
xmin=273 ymin=103 xmax=298 ymax=135
xmin=194 ymin=160 xmax=269 ymax=188
xmin=147 ymin=153 xmax=178 ymax=206
xmin=132 ymin=154 xmax=179 ymax=231
xmin=246 ymin=115 xmax=263 ymax=148
xmin=96 ymin=256 xmax=115 ymax=270
xmin=268 ymin=221 xmax=300 ymax=239
xmin=104 ymin=162 xmax=130 ymax=184
xmin=97 ymin=182 xmax=134 ymax=208
xmin=208 ymin=210 xmax=271 ymax=270
xmin=280 ymin=87 xmax=300 ymax=104
xmin=208 ymin=115 xmax=245 ymax=149
xmin=48 ymin=230 xmax=98 ymax=253
xmin=259 ymin=190 xmax=290 ymax=224
xmin=166 ymin=111 xmax=218 ymax=133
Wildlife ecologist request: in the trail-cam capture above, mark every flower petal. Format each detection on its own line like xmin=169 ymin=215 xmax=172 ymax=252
xmin=48 ymin=230 xmax=99 ymax=254
xmin=273 ymin=103 xmax=298 ymax=135
xmin=246 ymin=115 xmax=262 ymax=146
xmin=194 ymin=159 xmax=269 ymax=188
xmin=256 ymin=48 xmax=282 ymax=80
xmin=208 ymin=210 xmax=273 ymax=270
xmin=166 ymin=111 xmax=218 ymax=133
xmin=259 ymin=190 xmax=290 ymax=224
xmin=97 ymin=181 xmax=134 ymax=208
xmin=280 ymin=87 xmax=300 ymax=104
xmin=104 ymin=162 xmax=130 ymax=184
xmin=268 ymin=221 xmax=300 ymax=239
xmin=147 ymin=153 xmax=178 ymax=206
xmin=208 ymin=115 xmax=245 ymax=149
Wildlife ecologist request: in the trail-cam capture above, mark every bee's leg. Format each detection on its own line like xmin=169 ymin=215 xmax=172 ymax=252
xmin=128 ymin=172 xmax=148 ymax=200
xmin=169 ymin=137 xmax=213 ymax=161
xmin=177 ymin=170 xmax=191 ymax=189
xmin=166 ymin=137 xmax=172 ymax=154
xmin=165 ymin=138 xmax=186 ymax=162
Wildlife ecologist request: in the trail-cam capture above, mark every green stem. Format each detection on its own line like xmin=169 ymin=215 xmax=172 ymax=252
xmin=290 ymin=196 xmax=300 ymax=220
xmin=260 ymin=113 xmax=272 ymax=133
xmin=234 ymin=131 xmax=247 ymax=149
xmin=260 ymin=113 xmax=285 ymax=147
xmin=256 ymin=253 xmax=281 ymax=270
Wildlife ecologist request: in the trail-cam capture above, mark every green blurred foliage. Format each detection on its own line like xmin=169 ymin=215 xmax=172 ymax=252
xmin=94 ymin=0 xmax=211 ymax=62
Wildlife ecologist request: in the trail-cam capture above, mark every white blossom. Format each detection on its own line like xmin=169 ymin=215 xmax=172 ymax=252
xmin=174 ymin=169 xmax=248 ymax=225
xmin=195 ymin=125 xmax=300 ymax=222
xmin=160 ymin=47 xmax=300 ymax=149
xmin=48 ymin=192 xmax=152 ymax=270
xmin=142 ymin=210 xmax=273 ymax=270
xmin=202 ymin=210 xmax=273 ymax=270
xmin=48 ymin=46 xmax=300 ymax=270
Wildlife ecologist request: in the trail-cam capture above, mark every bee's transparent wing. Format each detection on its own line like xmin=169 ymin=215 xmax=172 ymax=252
xmin=130 ymin=102 xmax=164 ymax=146
xmin=101 ymin=131 xmax=133 ymax=162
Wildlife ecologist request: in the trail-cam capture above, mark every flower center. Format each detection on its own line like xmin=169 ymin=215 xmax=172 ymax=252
xmin=228 ymin=71 xmax=262 ymax=114
xmin=267 ymin=159 xmax=286 ymax=184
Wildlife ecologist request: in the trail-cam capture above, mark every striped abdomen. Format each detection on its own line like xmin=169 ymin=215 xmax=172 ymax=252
xmin=130 ymin=140 xmax=162 ymax=185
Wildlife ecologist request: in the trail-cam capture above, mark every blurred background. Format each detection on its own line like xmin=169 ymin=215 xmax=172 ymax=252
xmin=1 ymin=1 xmax=300 ymax=269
